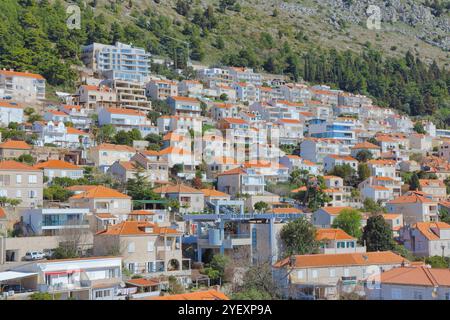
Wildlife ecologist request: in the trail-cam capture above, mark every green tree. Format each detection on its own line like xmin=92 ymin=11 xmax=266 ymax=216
xmin=363 ymin=198 xmax=385 ymax=213
xmin=355 ymin=150 xmax=373 ymax=162
xmin=331 ymin=209 xmax=362 ymax=239
xmin=254 ymin=201 xmax=269 ymax=213
xmin=329 ymin=164 xmax=358 ymax=186
xmin=409 ymin=172 xmax=420 ymax=191
xmin=424 ymin=256 xmax=449 ymax=268
xmin=413 ymin=122 xmax=426 ymax=134
xmin=361 ymin=215 xmax=395 ymax=251
xmin=357 ymin=163 xmax=371 ymax=182
xmin=280 ymin=217 xmax=319 ymax=256
xmin=438 ymin=209 xmax=450 ymax=224
xmin=202 ymin=254 xmax=230 ymax=282
xmin=97 ymin=125 xmax=116 ymax=144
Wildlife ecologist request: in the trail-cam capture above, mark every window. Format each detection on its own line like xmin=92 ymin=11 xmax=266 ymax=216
xmin=28 ymin=175 xmax=37 ymax=184
xmin=414 ymin=291 xmax=423 ymax=300
xmin=16 ymin=190 xmax=21 ymax=198
xmin=312 ymin=270 xmax=318 ymax=278
xmin=128 ymin=242 xmax=135 ymax=253
xmin=445 ymin=292 xmax=450 ymax=300
xmin=391 ymin=288 xmax=402 ymax=300
xmin=147 ymin=241 xmax=154 ymax=252
xmin=344 ymin=268 xmax=350 ymax=277
xmin=297 ymin=270 xmax=304 ymax=279
xmin=29 ymin=190 xmax=36 ymax=198
xmin=113 ymin=201 xmax=119 ymax=209
xmin=16 ymin=175 xmax=22 ymax=184
xmin=329 ymin=268 xmax=336 ymax=277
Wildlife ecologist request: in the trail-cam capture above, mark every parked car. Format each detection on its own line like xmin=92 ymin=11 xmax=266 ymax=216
xmin=24 ymin=251 xmax=45 ymax=261
xmin=43 ymin=249 xmax=54 ymax=259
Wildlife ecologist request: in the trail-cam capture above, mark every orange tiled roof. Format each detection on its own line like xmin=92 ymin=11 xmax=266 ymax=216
xmin=351 ymin=142 xmax=380 ymax=150
xmin=147 ymin=290 xmax=229 ymax=300
xmin=170 ymin=96 xmax=199 ymax=102
xmin=129 ymin=210 xmax=155 ymax=216
xmin=0 ymin=70 xmax=44 ymax=80
xmin=388 ymin=193 xmax=436 ymax=205
xmin=270 ymin=207 xmax=303 ymax=214
xmin=93 ymin=143 xmax=135 ymax=153
xmin=419 ymin=179 xmax=445 ymax=188
xmin=105 ymin=107 xmax=146 ymax=116
xmin=126 ymin=278 xmax=160 ymax=287
xmin=218 ymin=167 xmax=246 ymax=176
xmin=0 ymin=140 xmax=31 ymax=150
xmin=316 ymin=228 xmax=355 ymax=241
xmin=321 ymin=206 xmax=353 ymax=215
xmin=153 ymin=184 xmax=203 ymax=194
xmin=274 ymin=251 xmax=407 ymax=268
xmin=379 ymin=266 xmax=450 ymax=287
xmin=201 ymin=189 xmax=230 ymax=197
xmin=278 ymin=119 xmax=301 ymax=124
xmin=0 ymin=160 xmax=39 ymax=171
xmin=66 ymin=127 xmax=89 ymax=136
xmin=0 ymin=101 xmax=23 ymax=109
xmin=368 ymin=159 xmax=396 ymax=166
xmin=70 ymin=185 xmax=130 ymax=199
xmin=413 ymin=222 xmax=450 ymax=241
xmin=222 ymin=117 xmax=248 ymax=125
xmin=97 ymin=221 xmax=180 ymax=236
xmin=327 ymin=154 xmax=357 ymax=161
xmin=0 ymin=208 xmax=6 ymax=219
xmin=34 ymin=160 xmax=80 ymax=170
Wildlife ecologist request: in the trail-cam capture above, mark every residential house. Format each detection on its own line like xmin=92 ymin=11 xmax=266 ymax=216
xmin=316 ymin=228 xmax=366 ymax=254
xmin=69 ymin=185 xmax=132 ymax=219
xmin=0 ymin=160 xmax=43 ymax=208
xmin=366 ymin=265 xmax=450 ymax=300
xmin=33 ymin=121 xmax=91 ymax=149
xmin=33 ymin=159 xmax=83 ymax=182
xmin=0 ymin=140 xmax=31 ymax=159
xmin=273 ymin=251 xmax=407 ymax=300
xmin=382 ymin=213 xmax=404 ymax=238
xmin=0 ymin=70 xmax=45 ymax=102
xmin=88 ymin=143 xmax=136 ymax=172
xmin=300 ymin=138 xmax=351 ymax=164
xmin=217 ymin=167 xmax=265 ymax=197
xmin=22 ymin=208 xmax=91 ymax=236
xmin=386 ymin=192 xmax=439 ymax=224
xmin=350 ymin=141 xmax=381 ymax=159
xmin=275 ymin=119 xmax=304 ymax=145
xmin=323 ymin=155 xmax=358 ymax=173
xmin=167 ymin=96 xmax=201 ymax=118
xmin=367 ymin=159 xmax=398 ymax=179
xmin=146 ymin=79 xmax=178 ymax=100
xmin=0 ymin=100 xmax=24 ymax=126
xmin=210 ymin=103 xmax=238 ymax=122
xmin=279 ymin=155 xmax=321 ymax=175
xmin=12 ymin=256 xmax=123 ymax=300
xmin=312 ymin=206 xmax=354 ymax=228
xmin=153 ymin=184 xmax=204 ymax=214
xmin=75 ymin=84 xmax=117 ymax=110
xmin=419 ymin=179 xmax=447 ymax=201
xmin=94 ymin=221 xmax=191 ymax=285
xmin=400 ymin=222 xmax=450 ymax=257
xmin=178 ymin=80 xmax=203 ymax=98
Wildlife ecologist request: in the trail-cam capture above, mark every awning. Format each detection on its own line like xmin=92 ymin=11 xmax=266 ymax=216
xmin=0 ymin=271 xmax=37 ymax=282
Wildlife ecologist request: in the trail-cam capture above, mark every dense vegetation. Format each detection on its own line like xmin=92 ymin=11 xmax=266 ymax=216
xmin=0 ymin=0 xmax=449 ymax=126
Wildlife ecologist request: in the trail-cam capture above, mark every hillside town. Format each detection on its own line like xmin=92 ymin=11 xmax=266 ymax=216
xmin=0 ymin=41 xmax=450 ymax=301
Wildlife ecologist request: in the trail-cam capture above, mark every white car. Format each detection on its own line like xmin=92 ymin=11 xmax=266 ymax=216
xmin=24 ymin=251 xmax=46 ymax=261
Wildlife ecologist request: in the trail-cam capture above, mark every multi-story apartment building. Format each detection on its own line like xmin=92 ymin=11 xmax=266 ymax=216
xmin=0 ymin=160 xmax=43 ymax=208
xmin=146 ymin=79 xmax=178 ymax=101
xmin=153 ymin=184 xmax=204 ymax=214
xmin=167 ymin=96 xmax=201 ymax=118
xmin=0 ymin=69 xmax=45 ymax=102
xmin=101 ymin=79 xmax=151 ymax=112
xmin=227 ymin=67 xmax=262 ymax=86
xmin=75 ymin=84 xmax=117 ymax=110
xmin=400 ymin=222 xmax=450 ymax=257
xmin=81 ymin=42 xmax=151 ymax=83
xmin=217 ymin=167 xmax=265 ymax=197
xmin=300 ymin=138 xmax=351 ymax=164
xmin=308 ymin=118 xmax=356 ymax=145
